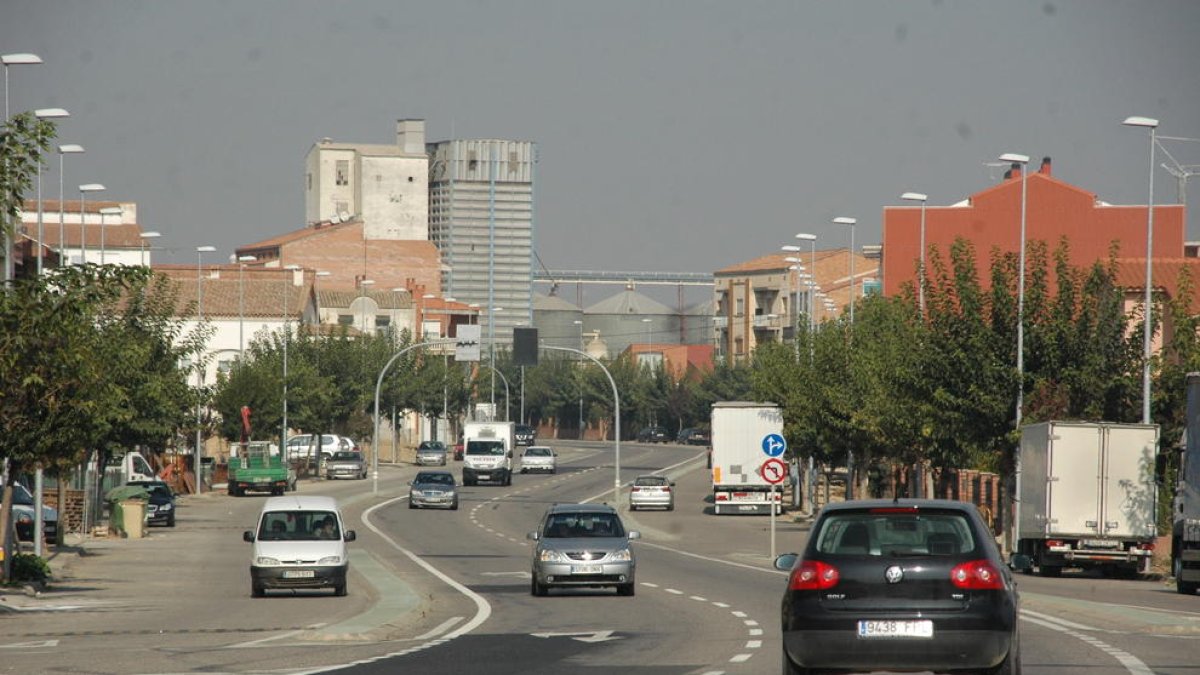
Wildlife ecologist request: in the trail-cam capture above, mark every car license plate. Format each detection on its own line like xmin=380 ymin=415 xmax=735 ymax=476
xmin=857 ymin=620 xmax=933 ymax=638
xmin=282 ymin=570 xmax=315 ymax=579
xmin=1082 ymin=539 xmax=1120 ymax=548
xmin=572 ymin=565 xmax=603 ymax=574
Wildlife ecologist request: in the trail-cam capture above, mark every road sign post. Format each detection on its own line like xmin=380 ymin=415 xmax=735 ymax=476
xmin=762 ymin=457 xmax=787 ymax=559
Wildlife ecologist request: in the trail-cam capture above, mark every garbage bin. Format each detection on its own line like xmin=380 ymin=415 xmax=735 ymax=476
xmin=121 ymin=499 xmax=146 ymax=539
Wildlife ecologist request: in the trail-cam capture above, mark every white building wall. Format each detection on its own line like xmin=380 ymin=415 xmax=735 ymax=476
xmin=360 ymin=155 xmax=428 ymax=240
xmin=308 ymin=146 xmax=358 ymax=223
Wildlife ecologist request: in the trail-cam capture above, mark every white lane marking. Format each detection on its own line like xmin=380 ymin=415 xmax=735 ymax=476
xmin=745 ymin=640 xmax=762 ymax=649
xmin=414 ymin=616 xmax=465 ymax=640
xmin=731 ymin=611 xmax=747 ymax=618
xmin=743 ymin=619 xmax=758 ymax=627
xmin=1022 ymin=609 xmax=1113 ymax=633
xmin=0 ymin=640 xmax=60 ymax=649
xmin=749 ymin=628 xmax=763 ymax=636
xmin=712 ymin=602 xmax=730 ymax=608
xmin=642 ymin=582 xmax=660 ymax=588
xmin=226 ymin=630 xmax=307 ymax=649
xmin=729 ymin=654 xmax=752 ymax=663
xmin=690 ymin=595 xmax=708 ymax=602
xmin=664 ymin=588 xmax=684 ymax=595
xmin=531 ymin=630 xmax=620 ymax=643
xmin=639 ymin=540 xmax=788 ymax=577
xmin=1022 ymin=613 xmax=1153 ymax=675
xmin=581 ymin=451 xmax=709 ymax=504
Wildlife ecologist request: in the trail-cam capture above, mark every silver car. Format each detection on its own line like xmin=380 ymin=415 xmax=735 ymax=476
xmin=629 ymin=474 xmax=675 ymax=511
xmin=325 ymin=451 xmax=367 ymax=480
xmin=415 ymin=441 xmax=448 ymax=466
xmin=528 ymin=503 xmax=640 ymax=596
xmin=519 ymin=446 xmax=557 ymax=474
xmin=408 ymin=471 xmax=459 ymax=510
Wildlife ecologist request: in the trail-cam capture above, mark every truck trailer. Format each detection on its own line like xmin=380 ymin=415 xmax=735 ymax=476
xmin=1173 ymin=373 xmax=1200 ymax=595
xmin=710 ymin=402 xmax=784 ymax=515
xmin=1016 ymin=421 xmax=1159 ymax=578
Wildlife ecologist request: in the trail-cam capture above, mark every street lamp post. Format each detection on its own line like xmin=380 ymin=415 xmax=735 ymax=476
xmin=237 ymin=255 xmax=257 ymax=353
xmin=57 ymin=144 xmax=83 ymax=266
xmin=194 ymin=245 xmax=216 ymax=494
xmin=833 ymin=218 xmax=857 ymax=323
xmin=2 ymin=53 xmax=42 ymax=284
xmin=98 ymin=206 xmax=121 ymax=265
xmin=139 ymin=231 xmax=160 ymax=266
xmin=796 ymin=233 xmax=818 ymax=333
xmin=1124 ymin=116 xmax=1160 ymax=425
xmin=281 ymin=264 xmax=301 ymax=451
xmin=641 ymin=317 xmax=652 ymax=370
xmin=33 ymin=108 xmax=69 ymax=275
xmin=489 ymin=307 xmax=503 ymax=417
xmin=573 ymin=319 xmax=584 ymax=435
xmin=78 ymin=184 xmax=105 ymax=264
xmin=999 ymin=153 xmax=1030 ymax=428
xmin=900 ymin=192 xmax=929 ymax=315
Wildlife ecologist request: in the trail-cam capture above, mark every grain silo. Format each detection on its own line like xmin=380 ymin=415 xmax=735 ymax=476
xmin=584 ymin=287 xmax=679 ymax=358
xmin=532 ymin=293 xmax=584 ymax=352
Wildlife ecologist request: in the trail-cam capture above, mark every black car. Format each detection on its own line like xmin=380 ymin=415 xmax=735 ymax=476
xmin=515 ymin=424 xmax=537 ymax=446
xmin=676 ymin=427 xmax=696 ymax=444
xmin=12 ymin=482 xmax=58 ymax=543
xmin=127 ymin=480 xmax=177 ymax=527
xmin=636 ymin=426 xmax=669 ymax=443
xmin=775 ymin=499 xmax=1019 ymax=675
xmin=682 ymin=427 xmax=710 ymax=446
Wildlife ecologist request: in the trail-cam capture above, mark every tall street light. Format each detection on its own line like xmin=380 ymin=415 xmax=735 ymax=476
xmin=78 ymin=183 xmax=105 ymax=264
xmin=281 ymin=264 xmax=301 ymax=451
xmin=833 ymin=218 xmax=857 ymax=323
xmin=489 ymin=306 xmax=503 ymax=417
xmin=2 ymin=53 xmax=42 ymax=284
xmin=999 ymin=153 xmax=1030 ymax=429
xmin=57 ymin=144 xmax=83 ymax=266
xmin=98 ymin=206 xmax=121 ymax=265
xmin=1124 ymin=116 xmax=1160 ymax=425
xmin=796 ymin=233 xmax=818 ymax=334
xmin=900 ymin=192 xmax=929 ymax=315
xmin=573 ymin=319 xmax=584 ymax=435
xmin=641 ymin=317 xmax=653 ymax=370
xmin=194 ymin=245 xmax=216 ymax=494
xmin=139 ymin=231 xmax=160 ymax=266
xmin=237 ymin=255 xmax=257 ymax=353
xmin=32 ymin=108 xmax=69 ymax=275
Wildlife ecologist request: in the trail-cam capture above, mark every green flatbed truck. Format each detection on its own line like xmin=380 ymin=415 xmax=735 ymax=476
xmin=228 ymin=441 xmax=296 ymax=496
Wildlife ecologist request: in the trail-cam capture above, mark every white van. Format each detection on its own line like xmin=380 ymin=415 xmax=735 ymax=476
xmin=243 ymin=495 xmax=356 ymax=597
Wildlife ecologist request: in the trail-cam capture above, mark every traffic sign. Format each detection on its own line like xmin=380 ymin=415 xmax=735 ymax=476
xmin=762 ymin=433 xmax=787 ymax=458
xmin=761 ymin=457 xmax=788 ymax=485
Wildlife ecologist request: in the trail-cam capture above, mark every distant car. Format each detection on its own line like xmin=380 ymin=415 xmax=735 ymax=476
xmin=527 ymin=503 xmax=640 ymax=597
xmin=515 ymin=424 xmax=537 ymax=446
xmin=775 ymin=499 xmax=1020 ymax=675
xmin=339 ymin=437 xmax=360 ymax=453
xmin=520 ymin=446 xmax=557 ymax=474
xmin=453 ymin=440 xmax=464 ymax=461
xmin=12 ymin=483 xmax=58 ymax=543
xmin=325 ymin=451 xmax=368 ymax=480
xmin=127 ymin=480 xmax=177 ymax=527
xmin=629 ymin=475 xmax=674 ymax=511
xmin=683 ymin=427 xmax=711 ymax=446
xmin=415 ymin=441 xmax=449 ymax=466
xmin=676 ymin=427 xmax=696 ymax=444
xmin=636 ymin=426 xmax=669 ymax=443
xmin=409 ymin=471 xmax=459 ymax=510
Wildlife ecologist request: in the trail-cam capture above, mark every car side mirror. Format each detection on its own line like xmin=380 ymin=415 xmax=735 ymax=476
xmin=526 ymin=531 xmax=540 ymax=541
xmin=627 ymin=531 xmax=642 ymax=540
xmin=774 ymin=553 xmax=798 ymax=571
xmin=243 ymin=530 xmax=255 ymax=543
xmin=344 ymin=530 xmax=357 ymax=542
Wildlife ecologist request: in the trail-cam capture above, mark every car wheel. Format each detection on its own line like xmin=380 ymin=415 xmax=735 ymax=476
xmin=1176 ymin=556 xmax=1199 ymax=594
xmin=251 ymin=582 xmax=265 ymax=598
xmin=168 ymin=515 xmax=176 ymax=527
xmin=334 ymin=582 xmax=347 ymax=597
xmin=531 ymin=576 xmax=548 ymax=597
xmin=782 ymin=648 xmax=813 ymax=675
xmin=409 ymin=500 xmax=416 ymax=509
xmin=617 ymin=582 xmax=635 ymax=597
xmin=451 ymin=499 xmax=459 ymax=511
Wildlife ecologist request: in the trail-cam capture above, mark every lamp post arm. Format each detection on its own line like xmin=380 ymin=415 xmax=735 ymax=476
xmin=541 ymin=345 xmax=621 ymax=505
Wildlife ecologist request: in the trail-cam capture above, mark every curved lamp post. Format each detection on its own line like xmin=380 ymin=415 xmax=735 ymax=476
xmin=1123 ymin=116 xmax=1159 ymax=425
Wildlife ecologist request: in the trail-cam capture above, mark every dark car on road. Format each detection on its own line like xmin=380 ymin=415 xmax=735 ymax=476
xmin=408 ymin=470 xmax=459 ymax=510
xmin=775 ymin=499 xmax=1019 ymax=675
xmin=127 ymin=480 xmax=177 ymax=527
xmin=12 ymin=482 xmax=58 ymax=542
xmin=636 ymin=426 xmax=669 ymax=443
xmin=515 ymin=424 xmax=537 ymax=446
xmin=679 ymin=427 xmax=710 ymax=446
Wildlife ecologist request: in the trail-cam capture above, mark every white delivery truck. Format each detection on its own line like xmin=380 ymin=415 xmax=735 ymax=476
xmin=710 ymin=402 xmax=784 ymax=515
xmin=1172 ymin=372 xmax=1200 ymax=595
xmin=1016 ymin=421 xmax=1159 ymax=578
xmin=462 ymin=421 xmax=516 ymax=486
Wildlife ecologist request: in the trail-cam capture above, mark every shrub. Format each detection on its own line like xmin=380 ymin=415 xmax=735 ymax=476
xmin=9 ymin=553 xmax=51 ymax=583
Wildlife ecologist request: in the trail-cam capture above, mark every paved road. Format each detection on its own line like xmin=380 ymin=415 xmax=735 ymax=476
xmin=2 ymin=440 xmax=1199 ymax=674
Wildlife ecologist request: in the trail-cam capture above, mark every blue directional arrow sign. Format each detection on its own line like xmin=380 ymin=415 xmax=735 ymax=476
xmin=762 ymin=433 xmax=787 ymax=458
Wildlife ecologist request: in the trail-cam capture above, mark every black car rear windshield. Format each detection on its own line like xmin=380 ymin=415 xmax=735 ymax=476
xmin=813 ymin=509 xmax=976 ymax=557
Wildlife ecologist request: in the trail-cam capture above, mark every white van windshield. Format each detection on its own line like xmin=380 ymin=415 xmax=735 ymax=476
xmin=258 ymin=510 xmax=340 ymax=541
xmin=466 ymin=440 xmax=506 ymax=456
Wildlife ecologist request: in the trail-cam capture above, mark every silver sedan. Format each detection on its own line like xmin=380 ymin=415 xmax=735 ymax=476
xmin=629 ymin=475 xmax=674 ymax=511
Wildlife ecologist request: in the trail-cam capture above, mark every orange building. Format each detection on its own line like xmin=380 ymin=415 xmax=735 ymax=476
xmin=881 ymin=158 xmax=1187 ymax=299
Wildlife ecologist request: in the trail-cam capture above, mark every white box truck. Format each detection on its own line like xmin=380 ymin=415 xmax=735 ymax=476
xmin=1172 ymin=372 xmax=1200 ymax=595
xmin=462 ymin=421 xmax=516 ymax=486
xmin=710 ymin=402 xmax=784 ymax=515
xmin=1016 ymin=421 xmax=1159 ymax=577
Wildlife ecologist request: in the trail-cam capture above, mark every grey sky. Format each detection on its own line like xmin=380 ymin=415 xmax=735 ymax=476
xmin=4 ymin=1 xmax=1198 ymax=304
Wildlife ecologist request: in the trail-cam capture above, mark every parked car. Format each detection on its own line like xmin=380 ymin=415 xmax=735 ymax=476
xmin=244 ymin=495 xmax=356 ymax=597
xmin=519 ymin=446 xmax=557 ymax=474
xmin=11 ymin=482 xmax=58 ymax=543
xmin=126 ymin=480 xmax=177 ymax=527
xmin=629 ymin=475 xmax=674 ymax=511
xmin=408 ymin=471 xmax=459 ymax=510
xmin=676 ymin=427 xmax=696 ymax=444
xmin=636 ymin=426 xmax=669 ymax=443
xmin=775 ymin=499 xmax=1019 ymax=675
xmin=682 ymin=427 xmax=711 ymax=446
xmin=514 ymin=424 xmax=537 ymax=446
xmin=453 ymin=440 xmax=464 ymax=461
xmin=527 ymin=503 xmax=640 ymax=597
xmin=339 ymin=436 xmax=360 ymax=454
xmin=286 ymin=434 xmax=342 ymax=461
xmin=415 ymin=440 xmax=449 ymax=466
xmin=325 ymin=451 xmax=368 ymax=480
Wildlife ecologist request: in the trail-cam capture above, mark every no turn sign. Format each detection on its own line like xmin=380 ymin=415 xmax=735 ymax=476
xmin=760 ymin=457 xmax=788 ymax=485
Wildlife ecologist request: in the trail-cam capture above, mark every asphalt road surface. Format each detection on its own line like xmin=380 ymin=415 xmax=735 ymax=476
xmin=2 ymin=440 xmax=1198 ymax=674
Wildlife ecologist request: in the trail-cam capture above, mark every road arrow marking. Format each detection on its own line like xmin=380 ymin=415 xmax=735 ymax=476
xmin=531 ymin=630 xmax=620 ymax=643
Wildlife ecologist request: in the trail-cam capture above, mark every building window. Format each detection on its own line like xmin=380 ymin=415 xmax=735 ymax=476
xmin=376 ymin=316 xmax=391 ymax=329
xmin=217 ymin=359 xmax=235 ymax=375
xmin=735 ymin=298 xmax=744 ymax=316
xmin=336 ymin=160 xmax=349 ymax=186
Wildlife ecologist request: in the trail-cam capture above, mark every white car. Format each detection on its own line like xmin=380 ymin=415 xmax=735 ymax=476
xmin=286 ymin=434 xmax=342 ymax=461
xmin=629 ymin=475 xmax=675 ymax=511
xmin=244 ymin=495 xmax=356 ymax=597
xmin=519 ymin=446 xmax=557 ymax=474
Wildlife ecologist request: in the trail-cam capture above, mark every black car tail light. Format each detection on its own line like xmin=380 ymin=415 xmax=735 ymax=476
xmin=950 ymin=560 xmax=1004 ymax=590
xmin=788 ymin=560 xmax=840 ymax=591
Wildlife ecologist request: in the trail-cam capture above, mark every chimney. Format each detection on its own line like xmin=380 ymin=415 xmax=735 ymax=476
xmin=1039 ymin=156 xmax=1052 ymax=175
xmin=1009 ymin=162 xmax=1022 ymax=179
xmin=395 ymin=119 xmax=426 ymax=155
